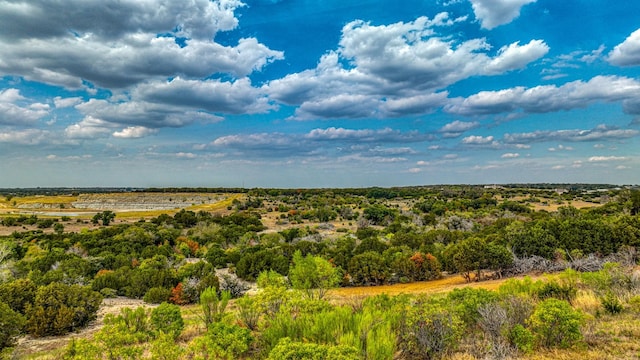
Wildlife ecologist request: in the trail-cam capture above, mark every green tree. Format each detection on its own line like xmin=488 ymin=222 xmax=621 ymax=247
xmin=452 ymin=237 xmax=486 ymax=282
xmin=289 ymin=251 xmax=340 ymax=300
xmin=348 ymin=251 xmax=389 ymax=285
xmin=0 ymin=301 xmax=25 ymax=350
xmin=92 ymin=211 xmax=116 ymax=226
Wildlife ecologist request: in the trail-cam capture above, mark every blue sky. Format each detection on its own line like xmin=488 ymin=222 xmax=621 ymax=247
xmin=1 ymin=0 xmax=639 ymax=188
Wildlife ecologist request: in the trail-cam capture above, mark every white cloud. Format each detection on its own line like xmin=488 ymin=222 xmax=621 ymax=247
xmin=588 ymin=156 xmax=627 ymax=162
xmin=446 ymin=75 xmax=640 ymax=116
xmin=266 ymin=15 xmax=546 ymax=119
xmin=462 ymin=135 xmax=494 ymax=144
xmin=501 ymin=152 xmax=520 ymax=158
xmin=112 ymin=126 xmax=158 ymax=139
xmin=175 ymin=152 xmax=197 ymax=159
xmin=548 ymin=144 xmax=573 ymax=152
xmin=0 ymin=88 xmax=50 ymax=125
xmin=608 ymin=28 xmax=640 ymax=66
xmin=0 ymin=129 xmax=50 ymax=145
xmin=75 ymin=99 xmax=223 ymax=128
xmin=484 ymin=40 xmax=549 ymax=74
xmin=504 ymin=125 xmax=639 ymax=144
xmin=64 ymin=116 xmax=113 ymax=139
xmin=0 ymin=1 xmax=282 ymax=89
xmin=470 ymin=0 xmax=536 ymax=30
xmin=133 ymin=77 xmax=274 ymax=114
xmin=439 ymin=120 xmax=480 ymax=137
xmin=53 ymin=96 xmax=83 ymax=108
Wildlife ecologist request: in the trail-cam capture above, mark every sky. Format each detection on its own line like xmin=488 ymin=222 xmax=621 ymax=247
xmin=1 ymin=0 xmax=640 ymax=188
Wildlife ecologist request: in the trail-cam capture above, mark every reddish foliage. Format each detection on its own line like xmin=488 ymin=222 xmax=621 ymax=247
xmin=169 ymin=282 xmax=188 ymax=305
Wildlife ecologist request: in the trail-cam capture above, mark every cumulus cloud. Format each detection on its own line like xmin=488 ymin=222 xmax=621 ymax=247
xmin=112 ymin=126 xmax=158 ymax=139
xmin=470 ymin=0 xmax=537 ymax=30
xmin=266 ymin=14 xmax=546 ymax=120
xmin=501 ymin=152 xmax=520 ymax=158
xmin=64 ymin=116 xmax=114 ymax=139
xmin=588 ymin=156 xmax=627 ymax=162
xmin=462 ymin=135 xmax=494 ymax=144
xmin=503 ymin=125 xmax=639 ymax=144
xmin=484 ymin=40 xmax=549 ymax=74
xmin=75 ymin=99 xmax=223 ymax=128
xmin=608 ymin=28 xmax=640 ymax=66
xmin=446 ymin=75 xmax=640 ymax=116
xmin=209 ymin=127 xmax=429 ymax=159
xmin=439 ymin=120 xmax=480 ymax=137
xmin=133 ymin=77 xmax=274 ymax=114
xmin=0 ymin=129 xmax=50 ymax=145
xmin=305 ymin=127 xmax=430 ymax=142
xmin=0 ymin=88 xmax=50 ymax=125
xmin=53 ymin=96 xmax=83 ymax=108
xmin=0 ymin=0 xmax=282 ymax=89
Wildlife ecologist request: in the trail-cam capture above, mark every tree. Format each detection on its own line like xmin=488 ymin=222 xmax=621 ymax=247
xmin=289 ymin=251 xmax=340 ymax=300
xmin=25 ymin=282 xmax=102 ymax=337
xmin=92 ymin=211 xmax=116 ymax=226
xmin=0 ymin=301 xmax=25 ymax=350
xmin=452 ymin=237 xmax=486 ymax=282
xmin=348 ymin=251 xmax=389 ymax=286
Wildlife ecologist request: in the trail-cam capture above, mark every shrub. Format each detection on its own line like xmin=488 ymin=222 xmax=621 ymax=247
xmin=0 ymin=301 xmax=25 ymax=350
xmin=399 ymin=300 xmax=463 ymax=360
xmin=187 ymin=322 xmax=253 ymax=360
xmin=536 ymin=280 xmax=577 ymax=304
xmin=0 ymin=278 xmax=37 ymax=314
xmin=508 ymin=324 xmax=533 ymax=354
xmin=267 ymin=337 xmax=359 ymax=360
xmin=25 ymin=282 xmax=102 ymax=337
xmin=601 ymin=292 xmax=623 ymax=315
xmin=200 ymin=287 xmax=230 ymax=328
xmin=100 ymin=288 xmax=118 ymax=298
xmin=150 ymin=302 xmax=184 ymax=339
xmin=144 ymin=287 xmax=171 ymax=304
xmin=528 ymin=298 xmax=584 ymax=348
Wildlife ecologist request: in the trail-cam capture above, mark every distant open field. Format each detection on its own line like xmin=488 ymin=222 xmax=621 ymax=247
xmin=0 ymin=192 xmax=244 ymax=235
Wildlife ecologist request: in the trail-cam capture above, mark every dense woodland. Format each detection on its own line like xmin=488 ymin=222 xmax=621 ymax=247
xmin=0 ymin=185 xmax=639 ymax=359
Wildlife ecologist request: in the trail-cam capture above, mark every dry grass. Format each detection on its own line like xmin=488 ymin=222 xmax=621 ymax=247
xmin=328 ymin=274 xmax=542 ymax=304
xmin=573 ymin=290 xmax=602 ymax=315
xmin=12 ymin=195 xmax=79 ymax=205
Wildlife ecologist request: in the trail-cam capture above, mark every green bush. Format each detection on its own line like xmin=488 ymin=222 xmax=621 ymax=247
xmin=508 ymin=324 xmax=533 ymax=354
xmin=267 ymin=337 xmax=359 ymax=360
xmin=99 ymin=288 xmax=118 ymax=298
xmin=150 ymin=302 xmax=184 ymax=339
xmin=0 ymin=301 xmax=25 ymax=350
xmin=601 ymin=292 xmax=623 ymax=315
xmin=528 ymin=298 xmax=584 ymax=348
xmin=143 ymin=287 xmax=171 ymax=304
xmin=0 ymin=278 xmax=37 ymax=314
xmin=25 ymin=282 xmax=102 ymax=337
xmin=536 ymin=281 xmax=577 ymax=304
xmin=187 ymin=322 xmax=253 ymax=360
